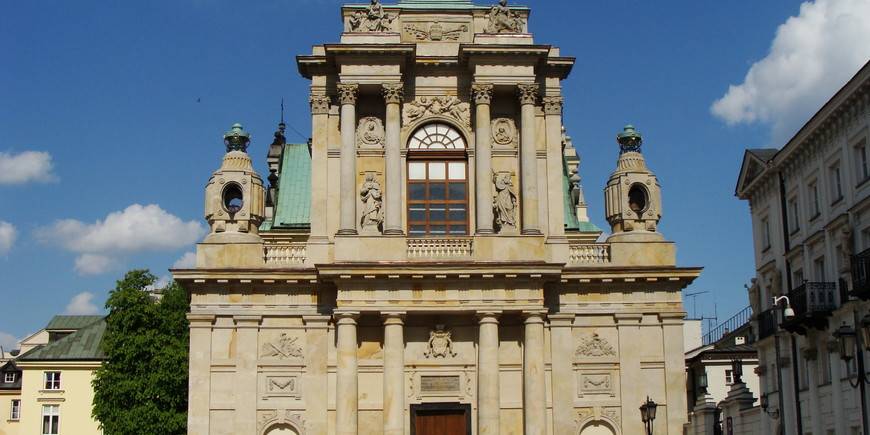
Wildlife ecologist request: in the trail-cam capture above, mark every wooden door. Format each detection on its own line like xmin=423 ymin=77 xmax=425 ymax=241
xmin=412 ymin=407 xmax=468 ymax=435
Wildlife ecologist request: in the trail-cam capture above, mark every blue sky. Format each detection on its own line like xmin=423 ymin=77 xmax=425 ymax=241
xmin=2 ymin=0 xmax=869 ymax=346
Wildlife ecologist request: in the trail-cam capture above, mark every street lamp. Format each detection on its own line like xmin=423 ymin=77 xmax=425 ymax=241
xmin=833 ymin=313 xmax=870 ymax=435
xmin=698 ymin=370 xmax=709 ymax=396
xmin=640 ymin=396 xmax=657 ymax=435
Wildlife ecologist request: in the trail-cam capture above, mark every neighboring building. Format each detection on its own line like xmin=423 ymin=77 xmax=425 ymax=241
xmin=0 ymin=316 xmax=105 ymax=435
xmin=735 ymin=61 xmax=870 ymax=435
xmin=173 ymin=1 xmax=702 ymax=435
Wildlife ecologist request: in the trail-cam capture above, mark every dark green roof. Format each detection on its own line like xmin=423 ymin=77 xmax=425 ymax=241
xmin=19 ymin=318 xmax=105 ymax=361
xmin=562 ymin=151 xmax=601 ymax=234
xmin=271 ymin=144 xmax=312 ymax=230
xmin=45 ymin=315 xmax=104 ymax=331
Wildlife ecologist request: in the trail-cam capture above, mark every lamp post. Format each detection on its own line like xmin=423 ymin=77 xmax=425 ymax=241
xmin=833 ymin=312 xmax=870 ymax=435
xmin=698 ymin=370 xmax=709 ymax=396
xmin=640 ymin=396 xmax=657 ymax=435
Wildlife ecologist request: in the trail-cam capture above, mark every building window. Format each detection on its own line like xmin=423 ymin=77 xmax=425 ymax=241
xmin=407 ymin=123 xmax=469 ymax=237
xmin=788 ymin=197 xmax=800 ymax=234
xmin=3 ymin=372 xmax=15 ymax=383
xmin=725 ymin=369 xmax=734 ymax=385
xmin=809 ymin=181 xmax=820 ymax=219
xmin=793 ymin=269 xmax=804 ymax=286
xmin=10 ymin=399 xmax=20 ymax=421
xmin=830 ymin=163 xmax=843 ymax=202
xmin=761 ymin=217 xmax=771 ymax=251
xmin=819 ymin=347 xmax=832 ymax=384
xmin=814 ymin=256 xmax=826 ymax=282
xmin=42 ymin=405 xmax=59 ymax=435
xmin=44 ymin=372 xmax=61 ymax=390
xmin=856 ymin=139 xmax=870 ymax=184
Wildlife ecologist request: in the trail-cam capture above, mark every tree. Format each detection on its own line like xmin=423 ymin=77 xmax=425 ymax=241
xmin=92 ymin=270 xmax=189 ymax=435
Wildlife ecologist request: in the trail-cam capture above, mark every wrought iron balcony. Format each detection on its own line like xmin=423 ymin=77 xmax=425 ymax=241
xmin=851 ymin=248 xmax=870 ymax=300
xmin=781 ymin=281 xmax=838 ymax=334
xmin=757 ymin=308 xmax=778 ymax=341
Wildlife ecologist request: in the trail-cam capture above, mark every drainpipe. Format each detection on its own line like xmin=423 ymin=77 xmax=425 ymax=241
xmin=778 ymin=171 xmax=803 ymax=435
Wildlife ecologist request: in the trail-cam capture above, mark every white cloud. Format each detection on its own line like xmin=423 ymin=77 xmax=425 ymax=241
xmin=173 ymin=251 xmax=197 ymax=269
xmin=0 ymin=221 xmax=15 ymax=255
xmin=711 ymin=0 xmax=870 ymax=143
xmin=146 ymin=275 xmax=171 ymax=292
xmin=65 ymin=292 xmax=101 ymax=315
xmin=36 ymin=204 xmax=207 ymax=275
xmin=0 ymin=151 xmax=56 ymax=185
xmin=0 ymin=331 xmax=19 ymax=352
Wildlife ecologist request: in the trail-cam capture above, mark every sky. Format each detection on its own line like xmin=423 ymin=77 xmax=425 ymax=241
xmin=2 ymin=0 xmax=870 ymax=348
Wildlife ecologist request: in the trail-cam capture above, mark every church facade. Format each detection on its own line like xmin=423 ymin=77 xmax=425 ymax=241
xmin=172 ymin=1 xmax=700 ymax=435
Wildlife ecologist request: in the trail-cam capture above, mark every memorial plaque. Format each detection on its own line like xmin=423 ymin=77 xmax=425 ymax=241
xmin=420 ymin=375 xmax=461 ymax=394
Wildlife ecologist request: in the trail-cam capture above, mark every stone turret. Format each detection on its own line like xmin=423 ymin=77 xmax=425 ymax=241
xmin=204 ymin=123 xmax=266 ymax=243
xmin=604 ymin=125 xmax=664 ymax=241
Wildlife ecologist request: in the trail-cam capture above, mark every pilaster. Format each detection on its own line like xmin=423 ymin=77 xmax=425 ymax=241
xmin=309 ymin=93 xmax=332 ymax=251
xmin=383 ymin=83 xmax=404 ymax=236
xmin=473 ymin=83 xmax=495 ymax=235
xmin=548 ymin=313 xmax=575 ymax=435
xmin=337 ymin=83 xmax=359 ymax=235
xmin=234 ymin=315 xmax=261 ymax=435
xmin=517 ymin=84 xmax=541 ymax=235
xmin=543 ymin=95 xmax=567 ymax=244
xmin=335 ymin=312 xmax=360 ymax=435
xmin=523 ymin=311 xmax=547 ymax=435
xmin=187 ymin=314 xmax=214 ymax=435
xmin=382 ymin=312 xmax=405 ymax=435
xmin=304 ymin=315 xmax=331 ymax=435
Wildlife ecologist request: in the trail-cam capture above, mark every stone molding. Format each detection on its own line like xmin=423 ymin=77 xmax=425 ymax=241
xmin=471 ymin=83 xmax=494 ymax=105
xmin=337 ymin=83 xmax=359 ymax=105
xmin=517 ymin=83 xmax=539 ymax=105
xmin=382 ymin=83 xmax=404 ymax=104
xmin=257 ymin=409 xmax=305 ymax=435
xmin=543 ymin=96 xmax=564 ymax=115
xmin=309 ymin=94 xmax=331 ymax=115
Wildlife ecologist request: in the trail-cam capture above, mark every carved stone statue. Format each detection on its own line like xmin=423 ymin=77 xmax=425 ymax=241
xmin=356 ymin=117 xmax=385 ymax=149
xmin=485 ymin=0 xmax=523 ymax=34
xmin=359 ymin=173 xmax=384 ymax=233
xmin=493 ymin=172 xmax=518 ymax=231
xmin=349 ymin=0 xmax=395 ymax=33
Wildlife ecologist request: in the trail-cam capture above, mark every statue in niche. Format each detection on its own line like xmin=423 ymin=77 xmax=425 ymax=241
xmin=493 ymin=172 xmax=518 ymax=231
xmin=485 ymin=0 xmax=523 ymax=34
xmin=349 ymin=0 xmax=395 ymax=33
xmin=356 ymin=117 xmax=385 ymax=149
xmin=359 ymin=173 xmax=384 ymax=233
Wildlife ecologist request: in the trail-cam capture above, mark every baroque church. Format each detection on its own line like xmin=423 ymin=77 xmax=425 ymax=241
xmin=172 ymin=1 xmax=700 ymax=435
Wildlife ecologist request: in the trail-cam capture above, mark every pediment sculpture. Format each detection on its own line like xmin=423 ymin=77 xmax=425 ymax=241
xmin=485 ymin=0 xmax=524 ymax=34
xmin=575 ymin=332 xmax=616 ymax=358
xmin=403 ymin=97 xmax=471 ymax=129
xmin=261 ymin=333 xmax=303 ymax=359
xmin=349 ymin=0 xmax=396 ymax=33
xmin=356 ymin=117 xmax=385 ymax=149
xmin=404 ymin=22 xmax=469 ymax=41
xmin=424 ymin=325 xmax=457 ymax=358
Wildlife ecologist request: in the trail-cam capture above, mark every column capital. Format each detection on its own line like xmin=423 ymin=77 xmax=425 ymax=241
xmin=472 ymin=83 xmax=494 ymax=105
xmin=382 ymin=83 xmax=404 ymax=104
xmin=517 ymin=83 xmax=539 ymax=105
xmin=382 ymin=312 xmax=406 ymax=324
xmin=337 ymin=83 xmax=360 ymax=105
xmin=335 ymin=311 xmax=360 ymax=324
xmin=542 ymin=95 xmax=564 ymax=115
xmin=522 ymin=310 xmax=547 ymax=324
xmin=477 ymin=311 xmax=502 ymax=323
xmin=234 ymin=315 xmax=263 ymax=328
xmin=309 ymin=94 xmax=332 ymax=115
xmin=187 ymin=314 xmax=216 ymax=327
xmin=548 ymin=313 xmax=574 ymax=327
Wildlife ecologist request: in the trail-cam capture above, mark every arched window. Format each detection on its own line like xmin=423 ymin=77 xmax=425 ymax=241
xmin=407 ymin=123 xmax=469 ymax=236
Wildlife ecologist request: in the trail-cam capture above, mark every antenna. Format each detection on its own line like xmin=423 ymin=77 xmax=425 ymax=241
xmin=683 ymin=290 xmax=709 ymax=319
xmin=280 ymin=98 xmax=285 ymax=125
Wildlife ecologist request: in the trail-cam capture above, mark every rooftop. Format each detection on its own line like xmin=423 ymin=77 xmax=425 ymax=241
xmin=18 ymin=317 xmax=105 ymax=362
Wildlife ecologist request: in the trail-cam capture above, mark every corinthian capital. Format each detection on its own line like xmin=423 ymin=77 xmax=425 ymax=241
xmin=471 ymin=83 xmax=494 ymax=105
xmin=337 ymin=83 xmax=359 ymax=105
xmin=517 ymin=83 xmax=539 ymax=105
xmin=543 ymin=96 xmax=564 ymax=115
xmin=309 ymin=94 xmax=331 ymax=115
xmin=382 ymin=83 xmax=404 ymax=105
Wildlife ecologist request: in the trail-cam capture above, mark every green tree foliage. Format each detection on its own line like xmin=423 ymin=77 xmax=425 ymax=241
xmin=92 ymin=270 xmax=189 ymax=435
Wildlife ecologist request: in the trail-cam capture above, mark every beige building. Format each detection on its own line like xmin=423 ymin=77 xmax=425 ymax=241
xmin=735 ymin=61 xmax=870 ymax=435
xmin=173 ymin=1 xmax=701 ymax=434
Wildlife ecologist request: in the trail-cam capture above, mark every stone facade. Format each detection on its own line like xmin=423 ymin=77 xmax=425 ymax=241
xmin=173 ymin=1 xmax=700 ymax=434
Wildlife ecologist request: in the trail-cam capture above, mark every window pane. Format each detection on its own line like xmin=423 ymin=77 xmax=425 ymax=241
xmin=409 ymin=225 xmax=426 ymax=235
xmin=409 ymin=162 xmax=426 ymax=180
xmin=408 ymin=207 xmax=426 ymax=222
xmin=409 ymin=184 xmax=426 ymax=200
xmin=448 ymin=183 xmax=466 ymax=200
xmin=449 ymin=225 xmax=468 ymax=235
xmin=428 ymin=162 xmax=446 ymax=180
xmin=448 ymin=162 xmax=465 ymax=180
xmin=429 ymin=206 xmax=447 ymax=222
xmin=429 ymin=184 xmax=446 ymax=200
xmin=449 ymin=207 xmax=467 ymax=222
xmin=430 ymin=225 xmax=446 ymax=234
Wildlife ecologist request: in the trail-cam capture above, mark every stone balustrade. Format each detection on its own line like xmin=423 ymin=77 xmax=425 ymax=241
xmin=407 ymin=238 xmax=474 ymax=259
xmin=264 ymin=242 xmax=308 ymax=265
xmin=568 ymin=243 xmax=611 ymax=264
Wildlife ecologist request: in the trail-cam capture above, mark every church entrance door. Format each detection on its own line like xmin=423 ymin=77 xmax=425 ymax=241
xmin=410 ymin=403 xmax=471 ymax=435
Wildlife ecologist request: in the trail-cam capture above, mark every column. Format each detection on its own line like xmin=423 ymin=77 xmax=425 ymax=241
xmin=309 ymin=94 xmax=331 ymax=242
xmin=517 ymin=84 xmax=542 ymax=235
xmin=523 ymin=311 xmax=547 ymax=435
xmin=543 ymin=95 xmax=567 ymax=241
xmin=382 ymin=83 xmax=404 ymax=235
xmin=617 ymin=313 xmax=644 ymax=435
xmin=549 ymin=314 xmax=575 ymax=435
xmin=828 ymin=341 xmax=848 ymax=435
xmin=383 ymin=313 xmax=405 ymax=435
xmin=234 ymin=315 xmax=261 ymax=435
xmin=477 ymin=312 xmax=501 ymax=435
xmin=336 ymin=312 xmax=359 ymax=435
xmin=472 ymin=83 xmax=495 ymax=234
xmin=187 ymin=314 xmax=214 ymax=435
xmin=337 ymin=83 xmax=359 ymax=235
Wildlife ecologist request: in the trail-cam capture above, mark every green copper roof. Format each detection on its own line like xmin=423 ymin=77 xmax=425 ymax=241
xmin=45 ymin=315 xmax=104 ymax=331
xmin=271 ymin=143 xmax=312 ymax=229
xmin=562 ymin=149 xmax=601 ymax=234
xmin=19 ymin=318 xmax=105 ymax=361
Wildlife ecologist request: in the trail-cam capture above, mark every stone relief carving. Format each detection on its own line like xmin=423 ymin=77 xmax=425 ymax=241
xmin=402 ymin=97 xmax=471 ymax=128
xmin=485 ymin=0 xmax=524 ymax=34
xmin=348 ymin=0 xmax=396 ymax=33
xmin=580 ymin=374 xmax=612 ymax=393
xmin=424 ymin=325 xmax=457 ymax=358
xmin=491 ymin=118 xmax=517 ymax=148
xmin=356 ymin=117 xmax=385 ymax=149
xmin=260 ymin=333 xmax=303 ymax=359
xmin=267 ymin=376 xmax=299 ymax=395
xmin=574 ymin=408 xmax=594 ymax=429
xmin=404 ymin=22 xmax=468 ymax=41
xmin=493 ymin=172 xmax=518 ymax=232
xmin=258 ymin=410 xmax=306 ymax=435
xmin=359 ymin=173 xmax=384 ymax=234
xmin=602 ymin=407 xmax=621 ymax=426
xmin=309 ymin=94 xmax=331 ymax=115
xmin=575 ymin=332 xmax=616 ymax=358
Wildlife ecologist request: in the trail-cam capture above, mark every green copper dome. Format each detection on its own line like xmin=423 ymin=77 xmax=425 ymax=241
xmin=617 ymin=124 xmax=643 ymax=154
xmin=224 ymin=123 xmax=251 ymax=153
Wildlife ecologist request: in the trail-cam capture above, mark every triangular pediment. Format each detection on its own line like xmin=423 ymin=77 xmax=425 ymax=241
xmin=736 ymin=149 xmax=776 ymax=198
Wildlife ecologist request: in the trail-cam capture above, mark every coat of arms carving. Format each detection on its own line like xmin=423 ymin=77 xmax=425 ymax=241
xmin=404 ymin=22 xmax=468 ymax=41
xmin=260 ymin=333 xmax=303 ymax=359
xmin=424 ymin=325 xmax=457 ymax=358
xmin=575 ymin=332 xmax=616 ymax=358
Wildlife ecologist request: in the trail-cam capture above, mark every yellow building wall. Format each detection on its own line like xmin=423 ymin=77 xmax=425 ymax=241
xmin=17 ymin=364 xmax=101 ymax=435
xmin=0 ymin=391 xmax=21 ymax=435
